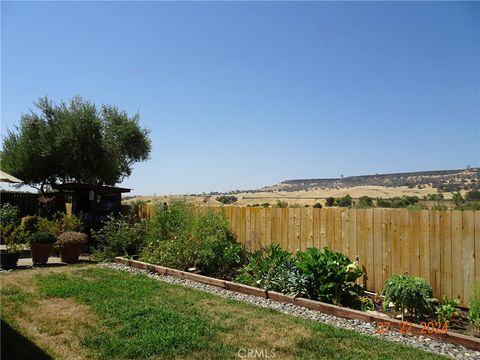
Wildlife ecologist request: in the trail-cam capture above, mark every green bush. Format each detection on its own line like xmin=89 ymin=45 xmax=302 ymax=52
xmin=274 ymin=200 xmax=288 ymax=208
xmin=29 ymin=231 xmax=56 ymax=245
xmin=469 ymin=282 xmax=480 ymax=324
xmin=216 ymin=195 xmax=238 ymax=204
xmin=465 ymin=190 xmax=480 ymax=202
xmin=0 ymin=224 xmax=26 ymax=252
xmin=141 ymin=200 xmax=246 ymax=279
xmin=271 ymin=260 xmax=308 ymax=297
xmin=20 ymin=215 xmax=38 ymax=234
xmin=296 ymin=247 xmax=364 ymax=307
xmin=146 ymin=199 xmax=193 ymax=243
xmin=334 ymin=195 xmax=352 ymax=207
xmin=0 ymin=203 xmax=20 ymax=225
xmin=356 ymin=196 xmax=373 ymax=208
xmin=325 ymin=197 xmax=335 ymax=207
xmin=236 ymin=244 xmax=291 ymax=290
xmin=382 ymin=275 xmax=437 ymax=321
xmin=36 ymin=213 xmax=83 ymax=236
xmin=436 ymin=296 xmax=460 ymax=325
xmin=92 ymin=215 xmax=148 ymax=260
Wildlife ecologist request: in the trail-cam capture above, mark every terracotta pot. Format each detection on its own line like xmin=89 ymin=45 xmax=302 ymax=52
xmin=59 ymin=246 xmax=82 ymax=264
xmin=31 ymin=243 xmax=53 ymax=264
xmin=0 ymin=250 xmax=20 ymax=270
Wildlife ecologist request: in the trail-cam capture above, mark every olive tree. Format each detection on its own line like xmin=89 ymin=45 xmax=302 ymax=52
xmin=1 ymin=96 xmax=151 ymax=192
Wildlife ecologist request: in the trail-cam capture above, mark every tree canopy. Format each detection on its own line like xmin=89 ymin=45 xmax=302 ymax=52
xmin=0 ymin=96 xmax=151 ymax=192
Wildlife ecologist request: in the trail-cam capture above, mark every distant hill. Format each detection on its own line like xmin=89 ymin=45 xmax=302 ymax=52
xmin=260 ymin=168 xmax=479 ymax=193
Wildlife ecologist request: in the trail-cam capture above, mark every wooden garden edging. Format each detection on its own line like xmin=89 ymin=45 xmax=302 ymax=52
xmin=114 ymin=257 xmax=480 ymax=351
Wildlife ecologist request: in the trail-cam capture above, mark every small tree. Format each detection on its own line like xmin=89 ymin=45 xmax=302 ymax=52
xmin=216 ymin=195 xmax=238 ymax=205
xmin=1 ymin=96 xmax=151 ymax=192
xmin=325 ymin=197 xmax=335 ymax=207
xmin=465 ymin=190 xmax=480 ymax=202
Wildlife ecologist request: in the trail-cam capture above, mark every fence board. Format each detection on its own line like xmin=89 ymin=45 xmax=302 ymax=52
xmin=451 ymin=210 xmax=463 ymax=301
xmin=440 ymin=210 xmax=452 ymax=299
xmin=373 ymin=209 xmax=383 ymax=293
xmin=463 ymin=211 xmax=475 ymax=304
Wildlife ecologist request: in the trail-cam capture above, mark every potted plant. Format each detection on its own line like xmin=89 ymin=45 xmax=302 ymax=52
xmin=0 ymin=224 xmax=25 ymax=270
xmin=57 ymin=231 xmax=87 ymax=263
xmin=29 ymin=232 xmax=56 ymax=265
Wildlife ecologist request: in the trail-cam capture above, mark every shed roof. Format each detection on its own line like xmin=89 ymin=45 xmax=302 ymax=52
xmin=53 ymin=183 xmax=131 ymax=194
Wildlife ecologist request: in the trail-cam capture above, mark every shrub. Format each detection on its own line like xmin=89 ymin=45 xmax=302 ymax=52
xmin=92 ymin=215 xmax=148 ymax=260
xmin=190 ymin=209 xmax=247 ymax=278
xmin=469 ymin=282 xmax=480 ymax=324
xmin=261 ymin=203 xmax=271 ymax=208
xmin=334 ymin=194 xmax=352 ymax=207
xmin=436 ymin=296 xmax=460 ymax=325
xmin=271 ymin=260 xmax=308 ymax=297
xmin=36 ymin=213 xmax=83 ymax=236
xmin=216 ymin=195 xmax=238 ymax=205
xmin=356 ymin=196 xmax=373 ymax=208
xmin=313 ymin=203 xmax=322 ymax=209
xmin=29 ymin=231 xmax=56 ymax=245
xmin=57 ymin=231 xmax=88 ymax=247
xmin=465 ymin=190 xmax=480 ymax=202
xmin=296 ymin=247 xmax=364 ymax=307
xmin=141 ymin=200 xmax=246 ymax=279
xmin=274 ymin=200 xmax=288 ymax=208
xmin=0 ymin=203 xmax=20 ymax=225
xmin=325 ymin=197 xmax=335 ymax=207
xmin=20 ymin=215 xmax=38 ymax=234
xmin=0 ymin=224 xmax=26 ymax=252
xmin=382 ymin=275 xmax=437 ymax=321
xmin=236 ymin=244 xmax=291 ymax=290
xmin=146 ymin=199 xmax=193 ymax=243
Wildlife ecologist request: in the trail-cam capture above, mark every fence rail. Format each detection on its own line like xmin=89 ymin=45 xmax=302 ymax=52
xmin=138 ymin=204 xmax=479 ymax=306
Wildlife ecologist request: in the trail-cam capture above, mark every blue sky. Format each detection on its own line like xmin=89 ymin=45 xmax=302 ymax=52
xmin=1 ymin=1 xmax=479 ymax=195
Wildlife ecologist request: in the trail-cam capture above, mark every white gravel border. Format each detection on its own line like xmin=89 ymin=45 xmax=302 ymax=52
xmin=100 ymin=262 xmax=480 ymax=360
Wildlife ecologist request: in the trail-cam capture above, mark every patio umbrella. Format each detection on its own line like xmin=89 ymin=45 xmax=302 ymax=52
xmin=0 ymin=170 xmax=22 ymax=183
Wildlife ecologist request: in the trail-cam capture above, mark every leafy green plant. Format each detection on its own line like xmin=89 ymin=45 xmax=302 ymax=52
xmin=20 ymin=215 xmax=38 ymax=234
xmin=296 ymin=247 xmax=364 ymax=307
xmin=0 ymin=224 xmax=26 ymax=252
xmin=271 ymin=260 xmax=308 ymax=297
xmin=469 ymin=282 xmax=480 ymax=325
xmin=92 ymin=215 xmax=148 ymax=260
xmin=142 ymin=200 xmax=246 ymax=279
xmin=36 ymin=213 xmax=83 ymax=236
xmin=382 ymin=275 xmax=437 ymax=321
xmin=29 ymin=231 xmax=56 ymax=245
xmin=436 ymin=296 xmax=460 ymax=325
xmin=236 ymin=244 xmax=291 ymax=290
xmin=0 ymin=203 xmax=20 ymax=225
xmin=57 ymin=231 xmax=88 ymax=247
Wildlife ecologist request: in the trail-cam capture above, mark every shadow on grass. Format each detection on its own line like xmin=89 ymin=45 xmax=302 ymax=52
xmin=1 ymin=319 xmax=52 ymax=360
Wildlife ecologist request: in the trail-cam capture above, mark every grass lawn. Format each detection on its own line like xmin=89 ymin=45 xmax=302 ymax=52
xmin=1 ymin=265 xmax=447 ymax=360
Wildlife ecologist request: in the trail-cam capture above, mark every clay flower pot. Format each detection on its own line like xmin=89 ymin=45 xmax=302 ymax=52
xmin=31 ymin=243 xmax=53 ymax=265
xmin=59 ymin=246 xmax=82 ymax=264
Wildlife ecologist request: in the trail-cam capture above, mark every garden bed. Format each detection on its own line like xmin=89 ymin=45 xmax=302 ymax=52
xmin=114 ymin=256 xmax=480 ymax=352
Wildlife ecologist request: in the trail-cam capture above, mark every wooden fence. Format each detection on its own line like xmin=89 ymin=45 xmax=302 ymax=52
xmin=137 ymin=205 xmax=479 ymax=306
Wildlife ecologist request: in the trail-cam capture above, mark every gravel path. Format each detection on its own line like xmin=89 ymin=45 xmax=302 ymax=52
xmin=100 ymin=262 xmax=480 ymax=360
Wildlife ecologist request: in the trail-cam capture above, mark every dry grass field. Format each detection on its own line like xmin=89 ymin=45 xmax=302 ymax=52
xmin=123 ymin=185 xmax=452 ymax=207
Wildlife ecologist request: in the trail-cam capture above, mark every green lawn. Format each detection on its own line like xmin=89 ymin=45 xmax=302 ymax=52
xmin=1 ymin=265 xmax=447 ymax=360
